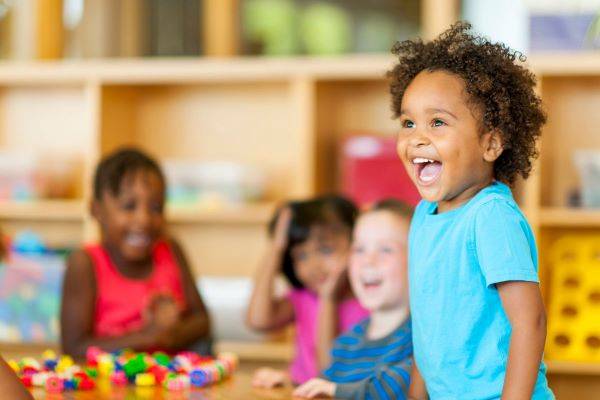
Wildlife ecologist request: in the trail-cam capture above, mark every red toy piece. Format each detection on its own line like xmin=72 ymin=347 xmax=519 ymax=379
xmin=110 ymin=371 xmax=128 ymax=386
xmin=149 ymin=365 xmax=169 ymax=384
xmin=45 ymin=376 xmax=64 ymax=393
xmin=86 ymin=346 xmax=102 ymax=366
xmin=20 ymin=375 xmax=32 ymax=388
xmin=78 ymin=377 xmax=95 ymax=390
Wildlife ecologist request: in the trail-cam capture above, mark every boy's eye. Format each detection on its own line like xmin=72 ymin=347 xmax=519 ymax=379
xmin=432 ymin=118 xmax=446 ymax=127
xmin=401 ymin=119 xmax=415 ymax=128
xmin=352 ymin=245 xmax=365 ymax=254
xmin=380 ymin=246 xmax=394 ymax=254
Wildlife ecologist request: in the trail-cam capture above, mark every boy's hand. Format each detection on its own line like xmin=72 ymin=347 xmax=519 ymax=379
xmin=293 ymin=378 xmax=336 ymax=398
xmin=251 ymin=367 xmax=288 ymax=388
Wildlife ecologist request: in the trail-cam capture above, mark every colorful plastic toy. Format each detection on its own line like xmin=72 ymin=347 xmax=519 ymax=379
xmin=45 ymin=376 xmax=64 ymax=393
xmin=14 ymin=347 xmax=239 ymax=393
xmin=546 ymin=235 xmax=600 ymax=362
xmin=135 ymin=372 xmax=156 ymax=387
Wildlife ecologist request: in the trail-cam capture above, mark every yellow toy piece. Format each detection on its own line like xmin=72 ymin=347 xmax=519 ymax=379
xmin=41 ymin=349 xmax=56 ymax=361
xmin=55 ymin=355 xmax=74 ymax=373
xmin=20 ymin=357 xmax=40 ymax=370
xmin=547 ymin=235 xmax=600 ymax=362
xmin=97 ymin=354 xmax=114 ymax=376
xmin=135 ymin=372 xmax=156 ymax=387
xmin=7 ymin=360 xmax=20 ymax=373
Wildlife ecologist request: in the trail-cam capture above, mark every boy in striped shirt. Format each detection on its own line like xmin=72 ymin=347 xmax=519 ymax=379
xmin=294 ymin=200 xmax=413 ymax=399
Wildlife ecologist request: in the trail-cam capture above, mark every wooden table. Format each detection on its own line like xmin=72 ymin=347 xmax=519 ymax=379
xmin=30 ymin=362 xmax=298 ymax=400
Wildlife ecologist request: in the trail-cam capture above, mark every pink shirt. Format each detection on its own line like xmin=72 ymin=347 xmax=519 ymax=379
xmin=87 ymin=240 xmax=186 ymax=338
xmin=287 ymin=289 xmax=369 ymax=384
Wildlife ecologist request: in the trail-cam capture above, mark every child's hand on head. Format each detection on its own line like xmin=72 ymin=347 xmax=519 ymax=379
xmin=293 ymin=378 xmax=336 ymax=398
xmin=251 ymin=367 xmax=288 ymax=388
xmin=272 ymin=207 xmax=293 ymax=252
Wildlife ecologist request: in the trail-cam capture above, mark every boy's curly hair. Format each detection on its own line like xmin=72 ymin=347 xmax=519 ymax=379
xmin=388 ymin=22 xmax=546 ymax=184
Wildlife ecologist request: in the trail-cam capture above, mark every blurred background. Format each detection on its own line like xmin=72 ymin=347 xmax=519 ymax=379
xmin=0 ymin=1 xmax=599 ymax=398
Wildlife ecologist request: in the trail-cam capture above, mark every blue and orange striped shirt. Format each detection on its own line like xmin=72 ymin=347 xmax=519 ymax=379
xmin=323 ymin=317 xmax=412 ymax=399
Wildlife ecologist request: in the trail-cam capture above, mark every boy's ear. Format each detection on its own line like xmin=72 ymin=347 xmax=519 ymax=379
xmin=482 ymin=129 xmax=504 ymax=162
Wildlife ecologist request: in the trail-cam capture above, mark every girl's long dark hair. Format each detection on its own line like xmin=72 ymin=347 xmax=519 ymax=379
xmin=268 ymin=195 xmax=357 ymax=289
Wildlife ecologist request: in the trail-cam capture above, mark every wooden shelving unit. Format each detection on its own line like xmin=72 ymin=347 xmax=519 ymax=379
xmin=0 ymin=200 xmax=84 ymax=221
xmin=540 ymin=207 xmax=600 ymax=227
xmin=166 ymin=202 xmax=275 ymax=225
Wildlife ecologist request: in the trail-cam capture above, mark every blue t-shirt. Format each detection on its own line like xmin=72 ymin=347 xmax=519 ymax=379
xmin=408 ymin=182 xmax=554 ymax=399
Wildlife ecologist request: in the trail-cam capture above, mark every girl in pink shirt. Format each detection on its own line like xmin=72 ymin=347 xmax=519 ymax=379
xmin=247 ymin=196 xmax=369 ymax=386
xmin=60 ymin=148 xmax=211 ymax=358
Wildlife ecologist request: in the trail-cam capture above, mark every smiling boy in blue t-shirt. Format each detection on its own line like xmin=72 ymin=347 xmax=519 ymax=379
xmin=389 ymin=22 xmax=554 ymax=399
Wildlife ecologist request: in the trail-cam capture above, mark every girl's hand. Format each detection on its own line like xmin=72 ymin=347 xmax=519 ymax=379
xmin=318 ymin=257 xmax=349 ymax=300
xmin=273 ymin=207 xmax=293 ymax=252
xmin=251 ymin=367 xmax=288 ymax=388
xmin=144 ymin=294 xmax=180 ymax=329
xmin=141 ymin=294 xmax=181 ymax=347
xmin=293 ymin=378 xmax=336 ymax=398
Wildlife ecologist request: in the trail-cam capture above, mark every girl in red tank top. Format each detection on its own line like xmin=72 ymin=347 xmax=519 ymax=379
xmin=60 ymin=148 xmax=211 ymax=358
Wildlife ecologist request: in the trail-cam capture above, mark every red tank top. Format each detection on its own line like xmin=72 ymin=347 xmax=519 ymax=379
xmin=86 ymin=240 xmax=186 ymax=337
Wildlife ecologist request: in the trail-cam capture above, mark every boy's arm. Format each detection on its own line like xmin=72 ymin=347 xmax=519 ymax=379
xmin=408 ymin=359 xmax=428 ymax=400
xmin=297 ymin=359 xmax=412 ymax=400
xmin=497 ymin=281 xmax=547 ymax=400
xmin=245 ymin=208 xmax=295 ymax=331
xmin=295 ymin=361 xmax=412 ymax=399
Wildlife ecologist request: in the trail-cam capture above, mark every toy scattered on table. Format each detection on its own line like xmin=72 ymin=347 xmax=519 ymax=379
xmin=8 ymin=347 xmax=239 ymax=393
xmin=546 ymin=235 xmax=600 ymax=362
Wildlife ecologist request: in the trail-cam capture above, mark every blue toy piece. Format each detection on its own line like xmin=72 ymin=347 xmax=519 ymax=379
xmin=190 ymin=369 xmax=208 ymax=387
xmin=44 ymin=359 xmax=58 ymax=371
xmin=64 ymin=379 xmax=76 ymax=390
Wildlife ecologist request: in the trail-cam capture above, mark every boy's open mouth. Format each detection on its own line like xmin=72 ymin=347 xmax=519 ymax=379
xmin=361 ymin=274 xmax=383 ymax=290
xmin=412 ymin=157 xmax=442 ymax=186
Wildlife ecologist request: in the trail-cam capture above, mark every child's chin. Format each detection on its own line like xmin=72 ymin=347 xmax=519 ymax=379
xmin=122 ymin=247 xmax=152 ymax=262
xmin=359 ymin=297 xmax=383 ymax=311
xmin=416 ymin=186 xmax=443 ymax=203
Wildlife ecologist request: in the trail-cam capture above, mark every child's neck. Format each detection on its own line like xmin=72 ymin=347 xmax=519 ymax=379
xmin=366 ymin=304 xmax=409 ymax=341
xmin=103 ymin=241 xmax=153 ymax=279
xmin=437 ymin=176 xmax=494 ymax=213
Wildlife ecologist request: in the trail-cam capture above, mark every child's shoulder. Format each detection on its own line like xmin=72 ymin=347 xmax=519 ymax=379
xmin=67 ymin=247 xmax=94 ymax=269
xmin=64 ymin=248 xmax=97 ymax=287
xmin=468 ymin=182 xmax=524 ymax=223
xmin=334 ymin=318 xmax=369 ymax=346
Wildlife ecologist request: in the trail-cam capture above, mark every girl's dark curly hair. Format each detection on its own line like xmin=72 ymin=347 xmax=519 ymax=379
xmin=388 ymin=21 xmax=546 ymax=184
